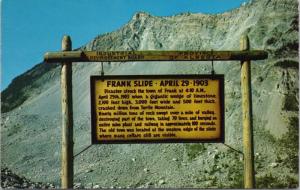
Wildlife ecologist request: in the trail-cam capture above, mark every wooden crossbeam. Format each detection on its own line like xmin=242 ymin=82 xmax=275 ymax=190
xmin=44 ymin=50 xmax=268 ymax=63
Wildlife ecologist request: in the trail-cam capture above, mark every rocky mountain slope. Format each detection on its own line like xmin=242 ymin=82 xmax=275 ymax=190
xmin=1 ymin=0 xmax=299 ymax=188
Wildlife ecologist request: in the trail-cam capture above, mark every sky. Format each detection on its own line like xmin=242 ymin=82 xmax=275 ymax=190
xmin=1 ymin=0 xmax=249 ymax=91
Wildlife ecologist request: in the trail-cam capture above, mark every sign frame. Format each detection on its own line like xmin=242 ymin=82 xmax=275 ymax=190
xmin=90 ymin=74 xmax=225 ymax=144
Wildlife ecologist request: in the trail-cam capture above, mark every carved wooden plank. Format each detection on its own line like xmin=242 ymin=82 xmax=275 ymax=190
xmin=44 ymin=50 xmax=268 ymax=63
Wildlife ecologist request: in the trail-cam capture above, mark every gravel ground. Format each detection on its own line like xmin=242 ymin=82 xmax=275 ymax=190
xmin=1 ymin=168 xmax=56 ymax=189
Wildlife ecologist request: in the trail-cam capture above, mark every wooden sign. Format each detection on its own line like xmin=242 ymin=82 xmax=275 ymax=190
xmin=44 ymin=50 xmax=268 ymax=63
xmin=90 ymin=75 xmax=224 ymax=144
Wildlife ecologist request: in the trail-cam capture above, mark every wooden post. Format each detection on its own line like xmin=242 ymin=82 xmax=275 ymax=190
xmin=240 ymin=35 xmax=255 ymax=188
xmin=61 ymin=35 xmax=74 ymax=188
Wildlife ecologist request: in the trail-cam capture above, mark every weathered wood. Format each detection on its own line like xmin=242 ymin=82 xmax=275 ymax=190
xmin=61 ymin=35 xmax=74 ymax=189
xmin=44 ymin=50 xmax=268 ymax=63
xmin=240 ymin=35 xmax=255 ymax=188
